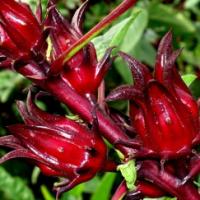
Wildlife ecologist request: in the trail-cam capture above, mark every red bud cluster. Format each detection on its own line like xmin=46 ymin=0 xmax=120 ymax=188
xmin=47 ymin=4 xmax=113 ymax=95
xmin=107 ymin=31 xmax=200 ymax=158
xmin=0 ymin=0 xmax=116 ymax=95
xmin=0 ymin=0 xmax=135 ymax=198
xmin=107 ymin=31 xmax=200 ymax=199
xmin=0 ymin=92 xmax=107 ymax=198
xmin=1 ymin=0 xmax=200 ymax=200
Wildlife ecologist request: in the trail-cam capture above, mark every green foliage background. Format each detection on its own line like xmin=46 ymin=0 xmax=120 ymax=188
xmin=0 ymin=0 xmax=200 ymax=199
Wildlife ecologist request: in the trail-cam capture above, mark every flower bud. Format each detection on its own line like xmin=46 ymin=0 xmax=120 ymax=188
xmin=125 ymin=180 xmax=165 ymax=199
xmin=107 ymin=31 xmax=199 ymax=158
xmin=48 ymin=5 xmax=113 ymax=95
xmin=0 ymin=0 xmax=42 ymax=58
xmin=0 ymin=24 xmax=20 ymax=59
xmin=0 ymin=92 xmax=107 ymax=195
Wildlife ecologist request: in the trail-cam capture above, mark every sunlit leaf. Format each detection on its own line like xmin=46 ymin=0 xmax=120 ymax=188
xmin=148 ymin=3 xmax=196 ymax=34
xmin=117 ymin=160 xmax=137 ymax=190
xmin=114 ymin=8 xmax=148 ymax=83
xmin=41 ymin=185 xmax=54 ymax=200
xmin=184 ymin=0 xmax=200 ymax=9
xmin=182 ymin=74 xmax=200 ymax=98
xmin=91 ymin=173 xmax=116 ymax=200
xmin=0 ymin=70 xmax=25 ymax=103
xmin=31 ymin=167 xmax=41 ymax=185
xmin=0 ymin=166 xmax=35 ymax=200
xmin=61 ymin=183 xmax=85 ymax=200
xmin=182 ymin=74 xmax=197 ymax=86
xmin=92 ymin=9 xmax=141 ymax=60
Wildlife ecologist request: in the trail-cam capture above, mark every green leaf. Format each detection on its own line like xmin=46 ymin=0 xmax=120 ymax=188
xmin=0 ymin=70 xmax=25 ymax=103
xmin=130 ymin=37 xmax=156 ymax=67
xmin=119 ymin=8 xmax=148 ymax=54
xmin=21 ymin=0 xmax=48 ymax=14
xmin=31 ymin=167 xmax=41 ymax=185
xmin=181 ymin=44 xmax=200 ymax=66
xmin=114 ymin=8 xmax=148 ymax=83
xmin=91 ymin=173 xmax=116 ymax=200
xmin=64 ymin=184 xmax=84 ymax=200
xmin=92 ymin=9 xmax=141 ymax=60
xmin=60 ymin=181 xmax=86 ymax=200
xmin=194 ymin=174 xmax=200 ymax=188
xmin=117 ymin=160 xmax=137 ymax=191
xmin=148 ymin=3 xmax=196 ymax=35
xmin=0 ymin=166 xmax=35 ymax=200
xmin=182 ymin=74 xmax=200 ymax=99
xmin=83 ymin=176 xmax=101 ymax=193
xmin=41 ymin=185 xmax=54 ymax=200
xmin=182 ymin=74 xmax=197 ymax=86
xmin=189 ymin=79 xmax=200 ymax=99
xmin=185 ymin=0 xmax=200 ymax=9
xmin=92 ymin=7 xmax=148 ymax=83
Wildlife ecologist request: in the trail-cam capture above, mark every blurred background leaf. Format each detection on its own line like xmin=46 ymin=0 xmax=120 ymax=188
xmin=0 ymin=166 xmax=35 ymax=200
xmin=0 ymin=71 xmax=26 ymax=103
xmin=91 ymin=173 xmax=116 ymax=200
xmin=148 ymin=2 xmax=196 ymax=35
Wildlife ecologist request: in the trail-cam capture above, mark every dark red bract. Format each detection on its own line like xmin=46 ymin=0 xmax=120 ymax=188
xmin=0 ymin=92 xmax=107 ymax=198
xmin=3 ymin=0 xmax=200 ymax=199
xmin=47 ymin=3 xmax=113 ymax=95
xmin=0 ymin=0 xmax=42 ymax=58
xmin=107 ymin=31 xmax=200 ymax=158
xmin=0 ymin=0 xmax=137 ymax=158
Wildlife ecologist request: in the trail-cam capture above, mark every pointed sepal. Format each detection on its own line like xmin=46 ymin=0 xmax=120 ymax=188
xmin=71 ymin=0 xmax=89 ymax=36
xmin=119 ymin=51 xmax=152 ymax=90
xmin=106 ymin=85 xmax=142 ymax=102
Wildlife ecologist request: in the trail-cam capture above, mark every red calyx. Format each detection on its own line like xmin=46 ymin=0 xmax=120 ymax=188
xmin=0 ymin=0 xmax=42 ymax=58
xmin=0 ymin=24 xmax=20 ymax=59
xmin=0 ymin=0 xmax=137 ymax=96
xmin=0 ymin=0 xmax=136 ymax=157
xmin=0 ymin=91 xmax=107 ymax=197
xmin=48 ymin=4 xmax=113 ymax=95
xmin=107 ymin=31 xmax=200 ymax=158
xmin=125 ymin=180 xmax=166 ymax=200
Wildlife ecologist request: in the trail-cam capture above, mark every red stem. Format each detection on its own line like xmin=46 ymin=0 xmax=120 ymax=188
xmin=50 ymin=0 xmax=137 ymax=73
xmin=138 ymin=161 xmax=200 ymax=200
xmin=13 ymin=0 xmax=138 ymax=157
xmin=40 ymin=77 xmax=135 ymax=156
xmin=112 ymin=181 xmax=127 ymax=200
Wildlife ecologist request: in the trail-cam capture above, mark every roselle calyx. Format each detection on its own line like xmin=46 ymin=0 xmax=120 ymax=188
xmin=46 ymin=0 xmax=137 ymax=96
xmin=107 ymin=31 xmax=200 ymax=158
xmin=0 ymin=92 xmax=108 ymax=197
xmin=125 ymin=180 xmax=166 ymax=199
xmin=0 ymin=24 xmax=21 ymax=60
xmin=136 ymin=160 xmax=200 ymax=200
xmin=0 ymin=0 xmax=137 ymax=96
xmin=48 ymin=4 xmax=113 ymax=95
xmin=0 ymin=0 xmax=44 ymax=66
xmin=0 ymin=0 xmax=137 ymax=157
xmin=112 ymin=180 xmax=165 ymax=200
